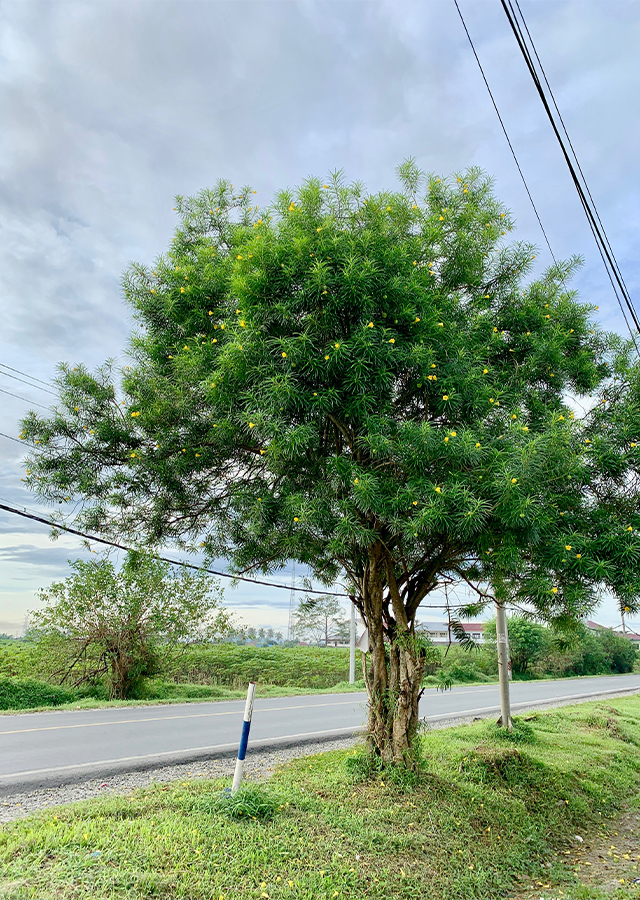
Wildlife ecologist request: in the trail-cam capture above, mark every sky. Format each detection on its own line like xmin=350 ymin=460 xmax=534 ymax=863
xmin=1 ymin=0 xmax=639 ymax=635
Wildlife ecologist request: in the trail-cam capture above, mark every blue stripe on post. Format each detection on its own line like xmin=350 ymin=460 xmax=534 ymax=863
xmin=237 ymin=719 xmax=251 ymax=761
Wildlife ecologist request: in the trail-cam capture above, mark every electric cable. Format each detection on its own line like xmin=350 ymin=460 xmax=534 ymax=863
xmin=453 ymin=0 xmax=557 ymax=263
xmin=0 ymin=499 xmax=482 ymax=611
xmin=0 ymin=362 xmax=54 ymax=388
xmin=0 ymin=386 xmax=51 ymax=411
xmin=0 ymin=370 xmax=57 ymax=396
xmin=0 ymin=431 xmax=26 ymax=446
xmin=500 ymin=0 xmax=640 ymax=346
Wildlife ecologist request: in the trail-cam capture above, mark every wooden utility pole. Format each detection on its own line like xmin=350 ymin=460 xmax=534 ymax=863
xmin=495 ymin=601 xmax=513 ymax=731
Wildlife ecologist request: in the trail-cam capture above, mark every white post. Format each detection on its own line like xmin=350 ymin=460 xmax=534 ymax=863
xmin=349 ymin=603 xmax=356 ymax=684
xmin=495 ymin=602 xmax=513 ymax=731
xmin=231 ymin=681 xmax=256 ymax=793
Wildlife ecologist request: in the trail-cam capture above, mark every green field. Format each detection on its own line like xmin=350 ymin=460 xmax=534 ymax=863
xmin=2 ymin=696 xmax=640 ymax=899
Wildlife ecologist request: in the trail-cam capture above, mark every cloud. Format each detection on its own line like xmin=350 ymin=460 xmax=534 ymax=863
xmin=1 ymin=0 xmax=639 ymax=626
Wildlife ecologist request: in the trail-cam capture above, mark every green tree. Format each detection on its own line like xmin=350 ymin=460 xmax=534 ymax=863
xmin=597 ymin=628 xmax=637 ymax=673
xmin=20 ymin=164 xmax=640 ymax=765
xmin=292 ymin=597 xmax=347 ymax=646
xmin=484 ymin=615 xmax=549 ymax=675
xmin=31 ymin=552 xmax=232 ymax=699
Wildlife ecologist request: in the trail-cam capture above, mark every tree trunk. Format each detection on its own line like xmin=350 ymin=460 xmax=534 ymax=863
xmin=361 ymin=543 xmax=426 ymax=768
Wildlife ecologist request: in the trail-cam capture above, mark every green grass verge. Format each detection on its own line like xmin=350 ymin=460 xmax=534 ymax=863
xmin=3 ymin=697 xmax=640 ymax=899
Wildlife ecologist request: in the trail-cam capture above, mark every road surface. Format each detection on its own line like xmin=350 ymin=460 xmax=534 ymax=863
xmin=2 ymin=673 xmax=640 ymax=793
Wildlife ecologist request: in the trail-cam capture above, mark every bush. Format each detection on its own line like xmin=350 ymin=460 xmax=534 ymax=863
xmin=0 ymin=675 xmax=77 ymax=710
xmin=598 ymin=629 xmax=637 ymax=673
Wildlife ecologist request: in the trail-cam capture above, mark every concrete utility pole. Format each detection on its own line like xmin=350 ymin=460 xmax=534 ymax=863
xmin=349 ymin=603 xmax=356 ymax=684
xmin=495 ymin=601 xmax=513 ymax=731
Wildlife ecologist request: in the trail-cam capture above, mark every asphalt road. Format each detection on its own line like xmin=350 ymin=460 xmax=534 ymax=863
xmin=2 ymin=673 xmax=640 ymax=793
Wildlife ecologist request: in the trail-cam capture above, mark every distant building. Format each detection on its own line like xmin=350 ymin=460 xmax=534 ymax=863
xmin=587 ymin=620 xmax=640 ymax=646
xmin=418 ymin=621 xmax=485 ymax=645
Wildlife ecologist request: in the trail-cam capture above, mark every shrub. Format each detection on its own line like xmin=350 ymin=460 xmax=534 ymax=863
xmin=0 ymin=675 xmax=76 ymax=710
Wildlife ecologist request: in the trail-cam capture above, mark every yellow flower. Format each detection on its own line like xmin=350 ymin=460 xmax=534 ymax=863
xmin=180 ymin=287 xmax=185 ymax=293
xmin=444 ymin=436 xmax=449 ymax=443
xmin=631 ymin=442 xmax=637 ymax=448
xmin=431 ymin=363 xmax=436 ymax=368
xmin=576 ymin=553 xmax=582 ymax=559
xmin=489 ymin=398 xmax=494 ymax=403
xmin=585 ymin=438 xmax=591 ymax=444
xmin=627 ymin=526 xmax=633 ymax=532
xmin=313 ymin=392 xmax=317 ymax=396
xmin=435 ymin=486 xmax=441 ymax=493
xmin=325 ymin=355 xmax=330 ymax=360
xmin=558 ymin=415 xmax=564 ymax=420
xmin=413 ymin=501 xmax=418 ymax=506
xmin=413 ymin=261 xmax=417 ymax=266
xmin=413 ymin=203 xmax=418 ymax=209
xmin=511 ymin=478 xmax=517 ymax=484
xmin=317 ymin=227 xmax=322 ymax=232
xmin=288 ymin=881 xmax=294 ymax=888
xmin=195 ymin=453 xmax=200 ymax=457
xmin=240 ymin=320 xmax=245 ymax=327
xmin=208 ymin=310 xmax=213 ymax=315
xmin=475 ymin=442 xmax=481 ymax=448
xmin=282 ymin=352 xmax=287 ymax=357
xmin=523 ymin=426 xmax=529 ymax=432
xmin=212 ymin=339 xmax=217 ymax=343
xmin=552 ymin=587 xmax=558 ymax=594
xmin=439 ymin=215 xmax=444 ymax=221
xmin=368 ymin=322 xmax=374 ymax=328
xmin=493 ymin=327 xmax=498 ymax=333
xmin=354 ymin=478 xmax=359 ymax=484
xmin=334 ymin=343 xmax=340 ymax=349
xmin=415 ymin=317 xmax=420 ymax=323
xmin=288 ymin=203 xmax=295 ymax=211
xmin=294 ymin=517 xmax=299 ymax=522
xmin=249 ymin=422 xmax=255 ymax=428
xmin=450 ymin=431 xmax=457 ymax=436
xmin=483 ymin=368 xmax=488 ymax=374
xmin=438 ymin=322 xmax=444 ymax=327
xmin=389 ymin=338 xmax=395 ymax=344
xmin=526 ymin=331 xmax=531 ymax=335
xmin=323 ymin=184 xmax=329 ymax=188
xmin=131 ymin=452 xmax=136 ymax=458
xmin=386 ymin=206 xmax=391 ymax=211
xmin=260 ymin=450 xmax=265 ymax=455
xmin=443 ymin=394 xmax=449 ymax=400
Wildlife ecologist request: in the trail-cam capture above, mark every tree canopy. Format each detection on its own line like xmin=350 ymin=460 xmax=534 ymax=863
xmin=31 ymin=552 xmax=232 ymax=699
xmin=20 ymin=161 xmax=640 ymax=761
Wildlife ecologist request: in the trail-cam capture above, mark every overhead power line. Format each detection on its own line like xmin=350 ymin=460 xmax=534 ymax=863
xmin=0 ymin=386 xmax=51 ymax=411
xmin=0 ymin=431 xmax=26 ymax=446
xmin=0 ymin=369 xmax=57 ymax=396
xmin=453 ymin=0 xmax=556 ymax=263
xmin=0 ymin=363 xmax=54 ymax=388
xmin=0 ymin=499 xmax=481 ymax=611
xmin=0 ymin=500 xmax=347 ymax=597
xmin=500 ymin=0 xmax=640 ymax=345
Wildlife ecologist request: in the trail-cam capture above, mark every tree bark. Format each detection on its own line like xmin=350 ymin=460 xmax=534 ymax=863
xmin=361 ymin=543 xmax=426 ymax=768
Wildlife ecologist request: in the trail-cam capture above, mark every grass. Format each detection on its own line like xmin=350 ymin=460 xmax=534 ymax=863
xmin=3 ymin=696 xmax=640 ymax=899
xmin=0 ymin=679 xmax=368 ymax=715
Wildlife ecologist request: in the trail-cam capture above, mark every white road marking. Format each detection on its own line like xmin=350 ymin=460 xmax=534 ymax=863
xmin=0 ymin=699 xmax=364 ymax=736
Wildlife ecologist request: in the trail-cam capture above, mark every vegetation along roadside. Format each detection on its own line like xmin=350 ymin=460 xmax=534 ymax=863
xmin=2 ymin=695 xmax=640 ymax=899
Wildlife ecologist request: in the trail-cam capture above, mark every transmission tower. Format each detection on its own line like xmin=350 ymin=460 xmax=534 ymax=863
xmin=287 ymin=561 xmax=296 ymax=641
